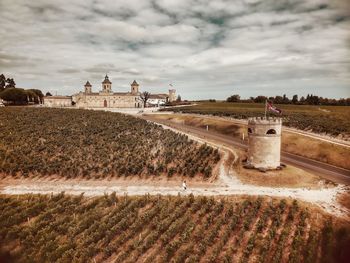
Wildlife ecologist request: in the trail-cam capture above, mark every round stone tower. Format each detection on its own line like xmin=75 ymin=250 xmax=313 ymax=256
xmin=169 ymin=89 xmax=176 ymax=102
xmin=247 ymin=117 xmax=282 ymax=170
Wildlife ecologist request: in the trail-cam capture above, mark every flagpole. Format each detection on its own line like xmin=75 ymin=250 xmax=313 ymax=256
xmin=264 ymin=99 xmax=267 ymax=119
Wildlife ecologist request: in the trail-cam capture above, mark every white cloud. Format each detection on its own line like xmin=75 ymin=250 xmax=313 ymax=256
xmin=0 ymin=0 xmax=349 ymax=99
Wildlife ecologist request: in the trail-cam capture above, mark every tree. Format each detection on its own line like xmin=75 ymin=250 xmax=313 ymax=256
xmin=292 ymin=95 xmax=298 ymax=104
xmin=176 ymin=95 xmax=181 ymax=102
xmin=282 ymin=94 xmax=289 ymax=104
xmin=0 ymin=74 xmax=6 ymax=92
xmin=5 ymin=78 xmax=16 ymax=88
xmin=226 ymin=94 xmax=240 ymax=103
xmin=274 ymin=96 xmax=283 ymax=104
xmin=0 ymin=88 xmax=27 ymax=104
xmin=28 ymin=89 xmax=44 ymax=104
xmin=140 ymin=91 xmax=151 ymax=108
xmin=254 ymin=96 xmax=267 ymax=103
xmin=46 ymin=92 xmax=53 ymax=96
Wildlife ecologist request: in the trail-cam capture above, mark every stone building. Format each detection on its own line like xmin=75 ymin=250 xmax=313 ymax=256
xmin=44 ymin=75 xmax=178 ymax=109
xmin=247 ymin=117 xmax=282 ymax=170
xmin=44 ymin=96 xmax=72 ymax=107
xmin=73 ymin=76 xmax=142 ymax=108
xmin=169 ymin=89 xmax=176 ymax=102
xmin=148 ymin=94 xmax=169 ymax=106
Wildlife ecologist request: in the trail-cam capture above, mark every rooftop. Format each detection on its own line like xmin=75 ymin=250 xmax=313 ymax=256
xmin=102 ymin=75 xmax=112 ymax=84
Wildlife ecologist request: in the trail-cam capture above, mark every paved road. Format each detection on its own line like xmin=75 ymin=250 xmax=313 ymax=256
xmin=141 ymin=115 xmax=350 ymax=185
xmin=175 ymin=113 xmax=350 ymax=148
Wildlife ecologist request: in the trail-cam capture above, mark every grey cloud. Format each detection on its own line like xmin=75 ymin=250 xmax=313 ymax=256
xmin=58 ymin=68 xmax=81 ymax=74
xmin=0 ymin=0 xmax=349 ymax=99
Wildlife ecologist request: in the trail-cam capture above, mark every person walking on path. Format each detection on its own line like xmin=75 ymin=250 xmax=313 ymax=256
xmin=182 ymin=180 xmax=187 ymax=191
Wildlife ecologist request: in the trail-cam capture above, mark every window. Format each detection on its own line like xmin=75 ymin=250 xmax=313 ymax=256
xmin=248 ymin=128 xmax=253 ymax=134
xmin=267 ymin=129 xmax=276 ymax=134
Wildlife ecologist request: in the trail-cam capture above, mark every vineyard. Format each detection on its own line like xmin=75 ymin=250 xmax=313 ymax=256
xmin=163 ymin=102 xmax=350 ymax=137
xmin=0 ymin=107 xmax=220 ymax=179
xmin=0 ymin=194 xmax=349 ymax=263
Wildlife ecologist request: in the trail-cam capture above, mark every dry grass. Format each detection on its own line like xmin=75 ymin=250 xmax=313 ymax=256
xmin=234 ymin=164 xmax=325 ymax=189
xmin=282 ymin=133 xmax=350 ymax=169
xmin=151 ymin=114 xmax=350 ymax=170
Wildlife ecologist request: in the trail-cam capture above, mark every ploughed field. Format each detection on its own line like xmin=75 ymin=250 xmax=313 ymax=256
xmin=0 ymin=107 xmax=220 ymax=179
xmin=164 ymin=102 xmax=350 ymax=137
xmin=0 ymin=194 xmax=349 ymax=263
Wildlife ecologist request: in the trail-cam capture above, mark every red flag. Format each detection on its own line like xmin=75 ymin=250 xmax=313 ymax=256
xmin=267 ymin=102 xmax=282 ymax=114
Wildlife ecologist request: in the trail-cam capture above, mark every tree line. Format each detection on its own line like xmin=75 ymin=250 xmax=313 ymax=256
xmin=226 ymin=94 xmax=350 ymax=106
xmin=0 ymin=74 xmax=44 ymax=105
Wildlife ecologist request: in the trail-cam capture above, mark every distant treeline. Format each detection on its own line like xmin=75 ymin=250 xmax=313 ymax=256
xmin=0 ymin=74 xmax=44 ymax=105
xmin=225 ymin=94 xmax=350 ymax=106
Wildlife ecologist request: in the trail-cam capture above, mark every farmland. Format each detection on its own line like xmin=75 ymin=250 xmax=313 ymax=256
xmin=0 ymin=107 xmax=220 ymax=179
xmin=164 ymin=102 xmax=350 ymax=137
xmin=0 ymin=194 xmax=349 ymax=263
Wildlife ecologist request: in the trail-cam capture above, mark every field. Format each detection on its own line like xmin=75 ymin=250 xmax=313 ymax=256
xmin=148 ymin=114 xmax=350 ymax=170
xmin=0 ymin=107 xmax=220 ymax=179
xmin=0 ymin=194 xmax=349 ymax=263
xmin=164 ymin=102 xmax=350 ymax=138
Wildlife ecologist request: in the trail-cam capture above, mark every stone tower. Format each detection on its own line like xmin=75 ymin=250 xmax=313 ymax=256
xmin=247 ymin=117 xmax=282 ymax=170
xmin=169 ymin=89 xmax=176 ymax=102
xmin=102 ymin=75 xmax=112 ymax=93
xmin=131 ymin=80 xmax=139 ymax=94
xmin=84 ymin=81 xmax=92 ymax=94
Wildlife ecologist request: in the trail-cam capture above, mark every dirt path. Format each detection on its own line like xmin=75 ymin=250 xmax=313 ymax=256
xmin=1 ymin=121 xmax=349 ymax=220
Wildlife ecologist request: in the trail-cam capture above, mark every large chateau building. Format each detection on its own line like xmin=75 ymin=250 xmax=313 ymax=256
xmin=44 ymin=75 xmax=176 ymax=108
xmin=73 ymin=76 xmax=142 ymax=108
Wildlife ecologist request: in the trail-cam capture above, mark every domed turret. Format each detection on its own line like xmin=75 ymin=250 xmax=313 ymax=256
xmin=101 ymin=75 xmax=112 ymax=93
xmin=131 ymin=80 xmax=139 ymax=94
xmin=84 ymin=81 xmax=92 ymax=93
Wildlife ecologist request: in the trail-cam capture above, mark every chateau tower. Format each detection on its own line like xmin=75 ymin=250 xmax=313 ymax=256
xmin=169 ymin=89 xmax=176 ymax=102
xmin=131 ymin=80 xmax=139 ymax=94
xmin=84 ymin=81 xmax=92 ymax=94
xmin=247 ymin=117 xmax=282 ymax=170
xmin=102 ymin=75 xmax=112 ymax=93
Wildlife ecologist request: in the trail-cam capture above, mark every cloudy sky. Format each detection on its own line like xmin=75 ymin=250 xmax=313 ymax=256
xmin=0 ymin=0 xmax=349 ymax=99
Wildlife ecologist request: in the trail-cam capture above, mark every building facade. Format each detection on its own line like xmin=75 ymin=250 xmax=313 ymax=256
xmin=44 ymin=75 xmax=177 ymax=109
xmin=148 ymin=94 xmax=169 ymax=106
xmin=247 ymin=117 xmax=282 ymax=170
xmin=73 ymin=76 xmax=142 ymax=108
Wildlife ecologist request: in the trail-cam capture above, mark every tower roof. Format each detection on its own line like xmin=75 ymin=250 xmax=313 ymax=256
xmin=85 ymin=81 xmax=92 ymax=87
xmin=131 ymin=80 xmax=139 ymax=86
xmin=102 ymin=75 xmax=112 ymax=84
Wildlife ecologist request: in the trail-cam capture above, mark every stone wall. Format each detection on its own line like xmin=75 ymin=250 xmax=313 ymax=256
xmin=44 ymin=96 xmax=72 ymax=107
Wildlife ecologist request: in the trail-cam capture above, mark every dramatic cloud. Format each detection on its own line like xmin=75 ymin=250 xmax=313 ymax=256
xmin=0 ymin=0 xmax=349 ymax=99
